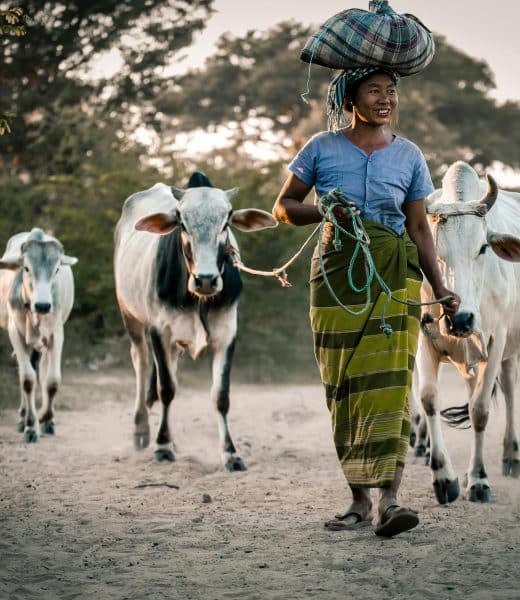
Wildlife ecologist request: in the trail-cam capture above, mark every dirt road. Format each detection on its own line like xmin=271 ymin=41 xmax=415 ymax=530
xmin=1 ymin=367 xmax=519 ymax=599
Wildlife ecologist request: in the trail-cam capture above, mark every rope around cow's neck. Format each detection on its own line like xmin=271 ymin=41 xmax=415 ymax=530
xmin=230 ymin=188 xmax=451 ymax=337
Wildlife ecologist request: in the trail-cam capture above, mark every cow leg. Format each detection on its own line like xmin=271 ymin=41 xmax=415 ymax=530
xmin=501 ymin=357 xmax=520 ymax=477
xmin=39 ymin=327 xmax=63 ymax=435
xmin=465 ymin=359 xmax=499 ymax=503
xmin=409 ymin=368 xmax=429 ymax=460
xmin=149 ymin=327 xmax=176 ymax=463
xmin=8 ymin=324 xmax=39 ymax=442
xmin=211 ymin=337 xmax=246 ymax=472
xmin=123 ymin=312 xmax=150 ymax=449
xmin=418 ymin=341 xmax=459 ymax=504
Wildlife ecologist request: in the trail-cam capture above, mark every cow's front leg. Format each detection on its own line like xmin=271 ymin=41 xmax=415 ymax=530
xmin=39 ymin=328 xmax=63 ymax=435
xmin=123 ymin=313 xmax=150 ymax=449
xmin=150 ymin=328 xmax=176 ymax=463
xmin=465 ymin=358 xmax=498 ymax=502
xmin=418 ymin=341 xmax=459 ymax=503
xmin=500 ymin=357 xmax=520 ymax=477
xmin=9 ymin=324 xmax=39 ymax=442
xmin=211 ymin=337 xmax=246 ymax=472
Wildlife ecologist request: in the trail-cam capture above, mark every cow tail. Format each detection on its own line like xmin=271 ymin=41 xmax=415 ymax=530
xmin=440 ymin=403 xmax=470 ymax=429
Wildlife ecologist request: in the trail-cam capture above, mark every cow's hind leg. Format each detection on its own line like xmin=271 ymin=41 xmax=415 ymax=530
xmin=211 ymin=337 xmax=246 ymax=472
xmin=500 ymin=357 xmax=520 ymax=477
xmin=123 ymin=312 xmax=150 ymax=449
xmin=409 ymin=371 xmax=429 ymax=462
xmin=150 ymin=328 xmax=176 ymax=463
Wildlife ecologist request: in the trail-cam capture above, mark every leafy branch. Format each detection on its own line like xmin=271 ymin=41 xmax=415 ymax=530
xmin=1 ymin=7 xmax=27 ymax=135
xmin=0 ymin=7 xmax=26 ymax=36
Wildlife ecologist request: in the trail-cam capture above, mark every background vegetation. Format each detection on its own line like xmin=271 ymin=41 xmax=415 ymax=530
xmin=1 ymin=1 xmax=519 ymax=398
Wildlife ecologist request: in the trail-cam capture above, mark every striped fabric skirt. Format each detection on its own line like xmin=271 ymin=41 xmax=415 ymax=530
xmin=310 ymin=220 xmax=422 ymax=487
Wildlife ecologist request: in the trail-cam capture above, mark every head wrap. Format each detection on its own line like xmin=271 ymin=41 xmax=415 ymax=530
xmin=326 ymin=66 xmax=400 ymax=132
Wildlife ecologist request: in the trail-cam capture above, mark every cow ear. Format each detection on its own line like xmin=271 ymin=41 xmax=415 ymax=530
xmin=225 ymin=188 xmax=239 ymax=201
xmin=0 ymin=256 xmax=22 ymax=270
xmin=135 ymin=212 xmax=180 ymax=235
xmin=61 ymin=255 xmax=78 ymax=266
xmin=230 ymin=209 xmax=278 ymax=232
xmin=171 ymin=186 xmax=185 ymax=201
xmin=487 ymin=231 xmax=520 ymax=262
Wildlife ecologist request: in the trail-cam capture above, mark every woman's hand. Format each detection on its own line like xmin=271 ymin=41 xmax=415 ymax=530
xmin=434 ymin=286 xmax=461 ymax=317
xmin=331 ymin=202 xmax=360 ymax=225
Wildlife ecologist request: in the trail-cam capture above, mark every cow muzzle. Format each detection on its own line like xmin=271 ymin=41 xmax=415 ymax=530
xmin=33 ymin=301 xmax=52 ymax=314
xmin=189 ymin=273 xmax=222 ymax=297
xmin=445 ymin=311 xmax=475 ymax=338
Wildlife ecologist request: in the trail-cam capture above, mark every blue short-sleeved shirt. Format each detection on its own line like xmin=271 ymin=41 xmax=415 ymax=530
xmin=288 ymin=130 xmax=434 ymax=235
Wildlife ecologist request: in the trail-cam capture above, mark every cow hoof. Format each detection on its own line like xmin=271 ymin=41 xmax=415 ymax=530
xmin=468 ymin=484 xmax=492 ymax=503
xmin=502 ymin=458 xmax=520 ymax=478
xmin=409 ymin=431 xmax=417 ymax=448
xmin=154 ymin=448 xmax=175 ymax=463
xmin=225 ymin=456 xmax=247 ymax=472
xmin=134 ymin=432 xmax=150 ymax=450
xmin=24 ymin=429 xmax=39 ymax=443
xmin=414 ymin=445 xmax=426 ymax=458
xmin=42 ymin=420 xmax=55 ymax=435
xmin=17 ymin=421 xmax=25 ymax=433
xmin=433 ymin=477 xmax=460 ymax=504
xmin=424 ymin=451 xmax=431 ymax=467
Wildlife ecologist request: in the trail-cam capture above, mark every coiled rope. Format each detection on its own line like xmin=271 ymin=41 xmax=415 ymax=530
xmin=230 ymin=188 xmax=451 ymax=337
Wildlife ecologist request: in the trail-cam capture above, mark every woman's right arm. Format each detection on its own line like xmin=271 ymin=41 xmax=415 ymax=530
xmin=272 ymin=173 xmax=322 ymax=226
xmin=272 ymin=173 xmax=357 ymax=226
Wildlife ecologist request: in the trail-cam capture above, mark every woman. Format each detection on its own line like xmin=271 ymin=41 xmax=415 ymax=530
xmin=272 ymin=67 xmax=460 ymax=537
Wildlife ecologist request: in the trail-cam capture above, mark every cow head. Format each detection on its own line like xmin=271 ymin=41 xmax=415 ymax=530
xmin=426 ymin=161 xmax=520 ymax=338
xmin=0 ymin=229 xmax=78 ymax=314
xmin=134 ymin=185 xmax=277 ymax=298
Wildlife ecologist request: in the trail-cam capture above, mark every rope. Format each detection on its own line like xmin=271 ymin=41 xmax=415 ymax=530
xmin=228 ymin=223 xmax=321 ymax=288
xmin=230 ymin=188 xmax=452 ymax=337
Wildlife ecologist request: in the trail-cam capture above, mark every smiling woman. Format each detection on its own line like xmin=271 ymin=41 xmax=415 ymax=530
xmin=272 ymin=66 xmax=460 ymax=537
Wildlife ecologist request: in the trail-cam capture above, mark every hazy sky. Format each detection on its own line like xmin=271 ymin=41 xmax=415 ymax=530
xmin=184 ymin=0 xmax=519 ymax=103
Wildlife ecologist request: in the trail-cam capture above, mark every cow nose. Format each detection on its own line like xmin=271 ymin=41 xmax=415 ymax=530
xmin=34 ymin=302 xmax=52 ymax=314
xmin=447 ymin=312 xmax=475 ymax=337
xmin=193 ymin=274 xmax=218 ymax=295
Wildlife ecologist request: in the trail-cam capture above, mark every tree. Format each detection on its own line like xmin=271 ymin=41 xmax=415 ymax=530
xmin=0 ymin=0 xmax=214 ymax=178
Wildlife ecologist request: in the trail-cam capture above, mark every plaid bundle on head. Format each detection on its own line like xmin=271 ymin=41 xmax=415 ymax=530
xmin=300 ymin=0 xmax=434 ymax=75
xmin=326 ymin=66 xmax=400 ymax=131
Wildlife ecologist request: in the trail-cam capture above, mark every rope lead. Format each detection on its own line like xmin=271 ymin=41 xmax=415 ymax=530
xmin=231 ymin=188 xmax=451 ymax=338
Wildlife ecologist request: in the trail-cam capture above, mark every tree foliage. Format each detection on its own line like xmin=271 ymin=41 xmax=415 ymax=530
xmin=0 ymin=0 xmax=213 ymax=176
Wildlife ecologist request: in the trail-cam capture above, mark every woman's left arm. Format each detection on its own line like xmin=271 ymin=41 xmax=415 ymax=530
xmin=403 ymin=200 xmax=460 ymax=316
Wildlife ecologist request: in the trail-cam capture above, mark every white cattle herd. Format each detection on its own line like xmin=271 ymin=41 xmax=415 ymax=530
xmin=1 ymin=163 xmax=519 ymax=505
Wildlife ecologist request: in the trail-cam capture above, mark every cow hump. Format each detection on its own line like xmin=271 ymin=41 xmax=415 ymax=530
xmin=188 ymin=171 xmax=213 ymax=188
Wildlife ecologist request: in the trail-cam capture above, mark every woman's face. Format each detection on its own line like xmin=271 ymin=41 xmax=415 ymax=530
xmin=352 ymin=73 xmax=398 ymax=126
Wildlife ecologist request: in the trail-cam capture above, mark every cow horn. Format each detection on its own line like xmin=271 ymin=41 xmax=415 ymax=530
xmin=425 ymin=189 xmax=443 ymax=213
xmin=171 ymin=186 xmax=185 ymax=201
xmin=479 ymin=174 xmax=498 ymax=212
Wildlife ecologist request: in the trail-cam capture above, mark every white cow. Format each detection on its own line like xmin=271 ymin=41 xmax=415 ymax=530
xmin=416 ymin=161 xmax=520 ymax=503
xmin=0 ymin=228 xmax=77 ymax=442
xmin=114 ymin=171 xmax=277 ymax=469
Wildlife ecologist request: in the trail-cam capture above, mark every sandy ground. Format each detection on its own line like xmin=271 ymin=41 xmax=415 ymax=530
xmin=1 ymin=364 xmax=519 ymax=600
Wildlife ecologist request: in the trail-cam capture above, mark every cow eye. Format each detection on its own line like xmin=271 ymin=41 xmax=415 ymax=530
xmin=479 ymin=244 xmax=488 ymax=256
